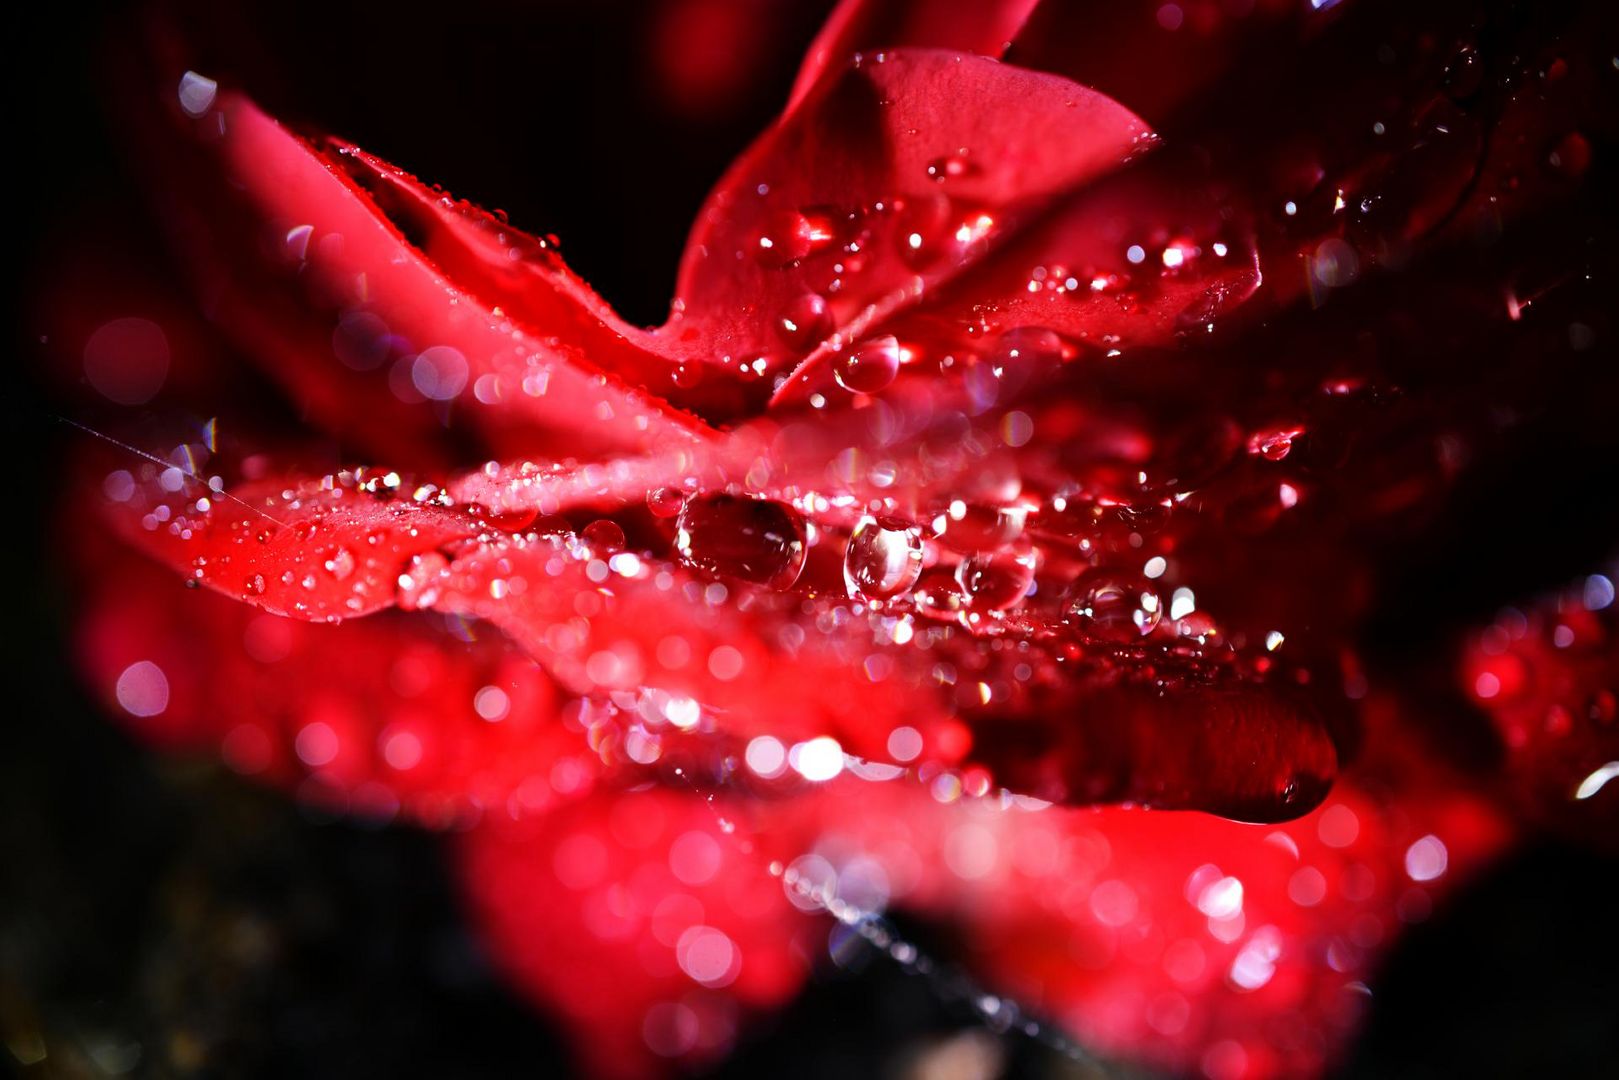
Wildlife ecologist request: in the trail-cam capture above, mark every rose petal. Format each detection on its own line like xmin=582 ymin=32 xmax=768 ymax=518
xmin=455 ymin=789 xmax=813 ymax=1077
xmin=668 ymin=49 xmax=1151 ymax=415
xmin=73 ymin=524 xmax=593 ymax=828
xmin=160 ymin=91 xmax=709 ymax=459
xmin=103 ymin=461 xmax=478 ymax=622
xmin=789 ymin=0 xmax=1040 ymax=108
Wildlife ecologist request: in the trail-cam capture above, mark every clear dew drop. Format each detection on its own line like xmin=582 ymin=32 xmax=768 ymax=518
xmin=323 ymin=547 xmax=356 ymax=580
xmin=834 ymin=335 xmax=901 ymax=394
xmin=647 ymin=486 xmax=686 ymax=519
xmin=955 ymin=548 xmax=1037 ymax=612
xmin=581 ymin=519 xmax=627 ymax=556
xmin=675 ymin=494 xmax=807 ymax=590
xmin=396 ymin=551 xmax=450 ymax=611
xmin=926 ymin=151 xmax=975 ymax=182
xmin=1066 ymin=572 xmax=1163 ymax=640
xmin=966 ymin=326 xmax=1065 ymax=412
xmin=937 ymin=502 xmax=1026 ymax=554
xmin=777 ymin=292 xmax=833 ymax=351
xmin=843 ymin=516 xmax=925 ymax=600
xmin=753 ymin=208 xmax=832 ymax=268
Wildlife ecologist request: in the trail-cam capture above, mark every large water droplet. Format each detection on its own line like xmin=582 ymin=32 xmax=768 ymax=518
xmin=675 ymin=495 xmax=807 ymax=590
xmin=647 ymin=487 xmax=686 ymax=519
xmin=956 ymin=548 xmax=1037 ymax=612
xmin=937 ymin=502 xmax=1026 ymax=553
xmin=968 ymin=326 xmax=1065 ymax=410
xmin=843 ymin=516 xmax=924 ymax=600
xmin=1066 ymin=572 xmax=1162 ymax=640
xmin=777 ymin=292 xmax=833 ymax=351
xmin=581 ymin=519 xmax=626 ymax=555
xmin=754 ymin=209 xmax=829 ymax=268
xmin=834 ymin=335 xmax=901 ymax=394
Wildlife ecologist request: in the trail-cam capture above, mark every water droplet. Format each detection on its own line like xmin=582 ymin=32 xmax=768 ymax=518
xmin=937 ymin=502 xmax=1026 ymax=553
xmin=968 ymin=326 xmax=1065 ymax=409
xmin=777 ymin=292 xmax=833 ymax=351
xmin=323 ymin=547 xmax=356 ymax=580
xmin=912 ymin=566 xmax=966 ymax=620
xmin=581 ymin=519 xmax=626 ymax=555
xmin=1066 ymin=572 xmax=1163 ymax=640
xmin=843 ymin=516 xmax=924 ymax=600
xmin=244 ymin=574 xmax=265 ymax=596
xmin=926 ymin=151 xmax=975 ymax=182
xmin=397 ymin=551 xmax=450 ymax=611
xmin=956 ymin=548 xmax=1037 ymax=612
xmin=754 ymin=208 xmax=832 ymax=268
xmin=647 ymin=487 xmax=686 ymax=519
xmin=675 ymin=495 xmax=807 ymax=589
xmin=1248 ymin=426 xmax=1304 ymax=462
xmin=834 ymin=335 xmax=900 ymax=394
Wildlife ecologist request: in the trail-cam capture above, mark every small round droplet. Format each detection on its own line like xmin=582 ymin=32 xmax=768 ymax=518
xmin=397 ymin=551 xmax=450 ymax=611
xmin=956 ymin=548 xmax=1037 ymax=612
xmin=844 ymin=516 xmax=925 ymax=600
xmin=777 ymin=292 xmax=833 ymax=351
xmin=1067 ymin=572 xmax=1163 ymax=640
xmin=647 ymin=487 xmax=686 ymax=519
xmin=323 ymin=547 xmax=356 ymax=580
xmin=912 ymin=566 xmax=967 ymax=621
xmin=926 ymin=151 xmax=975 ymax=182
xmin=754 ymin=209 xmax=830 ymax=268
xmin=676 ymin=495 xmax=807 ymax=590
xmin=969 ymin=326 xmax=1064 ymax=409
xmin=581 ymin=519 xmax=627 ymax=555
xmin=834 ymin=335 xmax=901 ymax=394
xmin=937 ymin=502 xmax=1026 ymax=553
xmin=1249 ymin=426 xmax=1304 ymax=462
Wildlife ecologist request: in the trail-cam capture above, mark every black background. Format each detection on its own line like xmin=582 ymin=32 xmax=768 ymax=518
xmin=8 ymin=1 xmax=1619 ymax=1077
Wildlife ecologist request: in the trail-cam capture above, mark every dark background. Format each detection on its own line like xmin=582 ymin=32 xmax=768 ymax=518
xmin=8 ymin=1 xmax=1619 ymax=1077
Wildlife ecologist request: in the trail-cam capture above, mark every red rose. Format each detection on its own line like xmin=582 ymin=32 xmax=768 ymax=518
xmin=43 ymin=0 xmax=1618 ymax=1076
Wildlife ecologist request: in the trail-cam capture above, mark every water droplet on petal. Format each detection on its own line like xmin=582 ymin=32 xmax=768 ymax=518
xmin=969 ymin=326 xmax=1065 ymax=409
xmin=323 ymin=547 xmax=356 ymax=580
xmin=647 ymin=487 xmax=686 ymax=519
xmin=843 ymin=516 xmax=924 ymax=600
xmin=675 ymin=495 xmax=806 ymax=589
xmin=956 ymin=548 xmax=1037 ymax=612
xmin=834 ymin=335 xmax=900 ymax=394
xmin=1067 ymin=572 xmax=1163 ymax=639
xmin=937 ymin=502 xmax=1026 ymax=553
xmin=581 ymin=519 xmax=627 ymax=555
xmin=926 ymin=150 xmax=975 ymax=182
xmin=754 ymin=208 xmax=832 ymax=268
xmin=777 ymin=292 xmax=833 ymax=351
xmin=396 ymin=551 xmax=450 ymax=611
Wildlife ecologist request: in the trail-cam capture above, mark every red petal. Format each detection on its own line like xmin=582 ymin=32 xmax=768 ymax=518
xmin=666 ymin=49 xmax=1151 ymax=416
xmin=789 ymin=0 xmax=1040 ymax=108
xmin=716 ymin=703 xmax=1510 ymax=1078
xmin=454 ymin=789 xmax=813 ymax=1077
xmin=159 ymin=91 xmax=709 ymax=459
xmin=73 ymin=521 xmax=599 ymax=828
xmin=1462 ymin=576 xmax=1619 ymax=843
xmin=104 ymin=461 xmax=478 ymax=622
